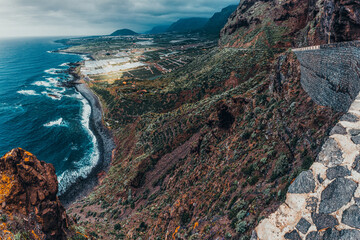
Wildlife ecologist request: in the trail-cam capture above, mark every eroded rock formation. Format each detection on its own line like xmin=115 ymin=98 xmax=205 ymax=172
xmin=0 ymin=148 xmax=70 ymax=240
xmin=220 ymin=0 xmax=360 ymax=48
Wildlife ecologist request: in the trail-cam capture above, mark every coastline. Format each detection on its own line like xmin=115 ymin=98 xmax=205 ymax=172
xmin=59 ymin=76 xmax=115 ymax=206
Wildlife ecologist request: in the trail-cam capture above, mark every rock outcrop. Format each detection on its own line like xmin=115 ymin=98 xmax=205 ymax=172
xmin=0 ymin=148 xmax=70 ymax=240
xmin=220 ymin=0 xmax=360 ymax=48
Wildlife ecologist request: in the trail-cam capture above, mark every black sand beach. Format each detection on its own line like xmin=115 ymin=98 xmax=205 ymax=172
xmin=59 ymin=81 xmax=115 ymax=206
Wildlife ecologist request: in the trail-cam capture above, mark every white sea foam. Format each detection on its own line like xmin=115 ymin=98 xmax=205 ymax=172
xmin=60 ymin=62 xmax=69 ymax=67
xmin=17 ymin=90 xmax=39 ymax=96
xmin=33 ymin=81 xmax=52 ymax=87
xmin=46 ymin=77 xmax=59 ymax=84
xmin=44 ymin=118 xmax=67 ymax=127
xmin=33 ymin=77 xmax=60 ymax=88
xmin=81 ymin=55 xmax=90 ymax=61
xmin=57 ymin=93 xmax=99 ymax=195
xmin=44 ymin=68 xmax=61 ymax=75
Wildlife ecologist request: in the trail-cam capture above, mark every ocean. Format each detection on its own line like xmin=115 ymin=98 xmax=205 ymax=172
xmin=0 ymin=37 xmax=99 ymax=196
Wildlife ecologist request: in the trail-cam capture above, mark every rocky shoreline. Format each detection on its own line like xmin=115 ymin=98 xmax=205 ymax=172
xmin=59 ymin=66 xmax=115 ymax=206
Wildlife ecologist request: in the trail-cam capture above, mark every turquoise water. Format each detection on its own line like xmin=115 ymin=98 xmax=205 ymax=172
xmin=0 ymin=37 xmax=99 ymax=195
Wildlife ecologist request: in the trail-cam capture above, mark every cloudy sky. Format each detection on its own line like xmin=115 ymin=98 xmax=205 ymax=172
xmin=0 ymin=0 xmax=239 ymax=37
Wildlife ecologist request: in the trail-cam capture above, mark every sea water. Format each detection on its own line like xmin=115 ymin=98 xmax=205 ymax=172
xmin=0 ymin=37 xmax=99 ymax=195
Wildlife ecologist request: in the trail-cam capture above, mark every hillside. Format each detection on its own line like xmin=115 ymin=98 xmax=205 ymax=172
xmin=64 ymin=2 xmax=359 ymax=235
xmin=1 ymin=0 xmax=357 ymax=239
xmin=69 ymin=44 xmax=343 ymax=239
xmin=220 ymin=0 xmax=360 ymax=48
xmin=147 ymin=25 xmax=170 ymax=34
xmin=167 ymin=17 xmax=209 ymax=33
xmin=110 ymin=29 xmax=138 ymax=36
xmin=201 ymin=5 xmax=238 ymax=36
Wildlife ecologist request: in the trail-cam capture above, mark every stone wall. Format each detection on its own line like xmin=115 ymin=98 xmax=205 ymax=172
xmin=251 ymin=42 xmax=360 ymax=239
xmin=252 ymin=93 xmax=360 ymax=240
xmin=295 ymin=41 xmax=360 ymax=112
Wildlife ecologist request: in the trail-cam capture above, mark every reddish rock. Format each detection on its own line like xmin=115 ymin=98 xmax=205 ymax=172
xmin=0 ymin=148 xmax=70 ymax=239
xmin=220 ymin=0 xmax=360 ymax=47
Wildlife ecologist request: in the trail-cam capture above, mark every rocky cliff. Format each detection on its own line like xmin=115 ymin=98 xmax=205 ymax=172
xmin=220 ymin=0 xmax=360 ymax=48
xmin=68 ymin=47 xmax=342 ymax=239
xmin=64 ymin=0 xmax=360 ymax=239
xmin=0 ymin=148 xmax=81 ymax=240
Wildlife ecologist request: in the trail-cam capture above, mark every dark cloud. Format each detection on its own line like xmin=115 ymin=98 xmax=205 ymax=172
xmin=0 ymin=0 xmax=239 ymax=37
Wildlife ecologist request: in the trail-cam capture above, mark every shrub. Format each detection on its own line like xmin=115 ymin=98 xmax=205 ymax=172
xmin=71 ymin=234 xmax=87 ymax=240
xmin=137 ymin=222 xmax=148 ymax=232
xmin=271 ymin=155 xmax=289 ymax=181
xmin=248 ymin=175 xmax=259 ymax=185
xmin=181 ymin=211 xmax=191 ymax=226
xmin=302 ymin=156 xmax=314 ymax=169
xmin=114 ymin=223 xmax=122 ymax=231
xmin=236 ymin=210 xmax=247 ymax=221
xmin=236 ymin=221 xmax=248 ymax=233
xmin=241 ymin=131 xmax=251 ymax=140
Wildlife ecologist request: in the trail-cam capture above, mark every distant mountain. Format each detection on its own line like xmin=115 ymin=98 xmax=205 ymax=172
xmin=201 ymin=5 xmax=238 ymax=35
xmin=110 ymin=29 xmax=138 ymax=36
xmin=167 ymin=18 xmax=209 ymax=33
xmin=147 ymin=25 xmax=170 ymax=34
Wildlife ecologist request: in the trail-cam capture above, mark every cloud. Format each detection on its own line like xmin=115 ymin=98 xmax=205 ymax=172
xmin=0 ymin=0 xmax=239 ymax=37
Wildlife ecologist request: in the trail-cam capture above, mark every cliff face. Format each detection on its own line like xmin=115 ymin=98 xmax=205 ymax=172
xmin=69 ymin=48 xmax=342 ymax=238
xmin=0 ymin=148 xmax=75 ymax=240
xmin=66 ymin=0 xmax=360 ymax=239
xmin=220 ymin=0 xmax=360 ymax=48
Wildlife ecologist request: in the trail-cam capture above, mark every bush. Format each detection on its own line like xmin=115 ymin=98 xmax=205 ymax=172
xmin=302 ymin=156 xmax=314 ymax=169
xmin=237 ymin=210 xmax=247 ymax=221
xmin=137 ymin=222 xmax=148 ymax=232
xmin=271 ymin=155 xmax=289 ymax=181
xmin=15 ymin=232 xmax=31 ymax=240
xmin=236 ymin=221 xmax=248 ymax=233
xmin=71 ymin=234 xmax=87 ymax=240
xmin=181 ymin=211 xmax=191 ymax=226
xmin=114 ymin=223 xmax=122 ymax=231
xmin=241 ymin=131 xmax=251 ymax=140
xmin=248 ymin=175 xmax=259 ymax=185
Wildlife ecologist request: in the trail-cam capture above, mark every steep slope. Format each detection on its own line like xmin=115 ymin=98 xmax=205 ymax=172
xmin=147 ymin=25 xmax=170 ymax=34
xmin=201 ymin=5 xmax=238 ymax=36
xmin=167 ymin=18 xmax=209 ymax=33
xmin=69 ymin=44 xmax=341 ymax=239
xmin=67 ymin=0 xmax=360 ymax=239
xmin=220 ymin=0 xmax=360 ymax=48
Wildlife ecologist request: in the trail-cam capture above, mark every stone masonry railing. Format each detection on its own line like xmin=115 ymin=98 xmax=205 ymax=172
xmin=292 ymin=46 xmax=320 ymax=52
xmin=294 ymin=42 xmax=360 ymax=112
xmin=251 ymin=42 xmax=360 ymax=240
xmin=252 ymin=95 xmax=360 ymax=240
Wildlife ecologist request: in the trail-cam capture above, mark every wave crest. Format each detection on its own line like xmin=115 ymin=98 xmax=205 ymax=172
xmin=17 ymin=90 xmax=39 ymax=96
xmin=44 ymin=118 xmax=67 ymax=127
